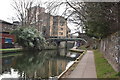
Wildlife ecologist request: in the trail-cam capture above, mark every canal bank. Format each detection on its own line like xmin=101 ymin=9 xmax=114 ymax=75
xmin=58 ymin=50 xmax=97 ymax=79
xmin=0 ymin=48 xmax=23 ymax=53
xmin=57 ymin=48 xmax=86 ymax=79
xmin=1 ymin=40 xmax=75 ymax=54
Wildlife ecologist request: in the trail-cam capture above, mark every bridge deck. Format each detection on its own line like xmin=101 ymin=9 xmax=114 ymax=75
xmin=49 ymin=38 xmax=85 ymax=41
xmin=48 ymin=38 xmax=87 ymax=43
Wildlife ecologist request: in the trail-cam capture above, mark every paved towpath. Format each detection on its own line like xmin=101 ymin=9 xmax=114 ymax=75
xmin=67 ymin=50 xmax=97 ymax=78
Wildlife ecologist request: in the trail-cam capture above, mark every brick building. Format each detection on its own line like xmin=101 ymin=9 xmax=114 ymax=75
xmin=28 ymin=7 xmax=70 ymax=38
xmin=0 ymin=20 xmax=17 ymax=32
xmin=49 ymin=16 xmax=69 ymax=38
xmin=0 ymin=20 xmax=17 ymax=48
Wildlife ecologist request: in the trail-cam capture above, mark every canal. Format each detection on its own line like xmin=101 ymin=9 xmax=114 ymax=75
xmin=0 ymin=49 xmax=80 ymax=79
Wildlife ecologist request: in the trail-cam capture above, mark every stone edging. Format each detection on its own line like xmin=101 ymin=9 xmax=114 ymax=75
xmin=57 ymin=50 xmax=86 ymax=79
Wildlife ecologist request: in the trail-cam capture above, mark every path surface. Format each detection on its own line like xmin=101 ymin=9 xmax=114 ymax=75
xmin=67 ymin=50 xmax=97 ymax=78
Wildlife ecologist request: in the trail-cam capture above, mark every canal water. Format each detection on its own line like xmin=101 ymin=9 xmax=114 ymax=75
xmin=0 ymin=49 xmax=80 ymax=79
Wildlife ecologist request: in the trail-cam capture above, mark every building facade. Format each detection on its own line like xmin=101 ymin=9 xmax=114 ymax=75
xmin=28 ymin=7 xmax=70 ymax=38
xmin=0 ymin=20 xmax=17 ymax=32
xmin=50 ymin=16 xmax=68 ymax=38
xmin=0 ymin=20 xmax=17 ymax=48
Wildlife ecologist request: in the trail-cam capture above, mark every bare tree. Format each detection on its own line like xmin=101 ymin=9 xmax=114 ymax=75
xmin=12 ymin=0 xmax=44 ymax=27
xmin=46 ymin=1 xmax=120 ymax=36
xmin=45 ymin=1 xmax=86 ymax=33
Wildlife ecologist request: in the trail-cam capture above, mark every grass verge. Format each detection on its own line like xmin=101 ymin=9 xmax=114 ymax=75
xmin=0 ymin=48 xmax=22 ymax=53
xmin=94 ymin=50 xmax=120 ymax=78
xmin=0 ymin=48 xmax=22 ymax=51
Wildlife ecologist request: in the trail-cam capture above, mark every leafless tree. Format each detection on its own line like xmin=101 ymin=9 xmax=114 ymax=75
xmin=12 ymin=0 xmax=44 ymax=27
xmin=46 ymin=1 xmax=120 ymax=35
xmin=45 ymin=1 xmax=86 ymax=33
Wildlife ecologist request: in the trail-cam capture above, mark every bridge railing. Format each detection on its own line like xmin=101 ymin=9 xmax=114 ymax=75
xmin=47 ymin=37 xmax=87 ymax=43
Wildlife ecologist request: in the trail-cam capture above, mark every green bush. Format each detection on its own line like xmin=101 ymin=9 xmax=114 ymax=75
xmin=11 ymin=27 xmax=46 ymax=50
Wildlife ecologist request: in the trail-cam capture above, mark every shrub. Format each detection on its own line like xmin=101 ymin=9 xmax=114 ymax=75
xmin=11 ymin=27 xmax=46 ymax=50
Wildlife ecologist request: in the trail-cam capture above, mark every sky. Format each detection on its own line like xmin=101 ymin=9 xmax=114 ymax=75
xmin=1 ymin=0 xmax=118 ymax=34
xmin=0 ymin=0 xmax=80 ymax=35
xmin=0 ymin=0 xmax=65 ymax=22
xmin=0 ymin=0 xmax=119 ymax=22
xmin=0 ymin=0 xmax=14 ymax=22
xmin=0 ymin=0 xmax=48 ymax=22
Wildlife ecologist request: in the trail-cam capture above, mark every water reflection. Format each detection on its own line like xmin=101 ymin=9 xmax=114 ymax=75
xmin=1 ymin=49 xmax=80 ymax=79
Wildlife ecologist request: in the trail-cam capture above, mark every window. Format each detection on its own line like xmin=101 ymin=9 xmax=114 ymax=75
xmin=5 ymin=38 xmax=12 ymax=43
xmin=60 ymin=19 xmax=65 ymax=26
xmin=59 ymin=32 xmax=63 ymax=35
xmin=60 ymin=28 xmax=63 ymax=30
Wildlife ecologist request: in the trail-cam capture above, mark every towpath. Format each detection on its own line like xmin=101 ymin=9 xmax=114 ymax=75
xmin=67 ymin=50 xmax=97 ymax=78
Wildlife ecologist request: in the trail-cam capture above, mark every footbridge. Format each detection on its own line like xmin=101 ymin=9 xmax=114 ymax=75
xmin=47 ymin=38 xmax=87 ymax=48
xmin=48 ymin=38 xmax=87 ymax=43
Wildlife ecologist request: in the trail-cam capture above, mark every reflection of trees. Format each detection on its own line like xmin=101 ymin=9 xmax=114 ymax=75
xmin=12 ymin=51 xmax=55 ymax=78
xmin=2 ymin=56 xmax=16 ymax=75
xmin=4 ymin=50 xmax=75 ymax=79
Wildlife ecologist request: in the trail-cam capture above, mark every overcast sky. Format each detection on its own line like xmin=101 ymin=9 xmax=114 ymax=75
xmin=0 ymin=0 xmax=14 ymax=22
xmin=0 ymin=0 xmax=82 ymax=35
xmin=1 ymin=0 xmax=117 ymax=35
xmin=0 ymin=0 xmax=119 ymax=22
xmin=0 ymin=0 xmax=49 ymax=22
